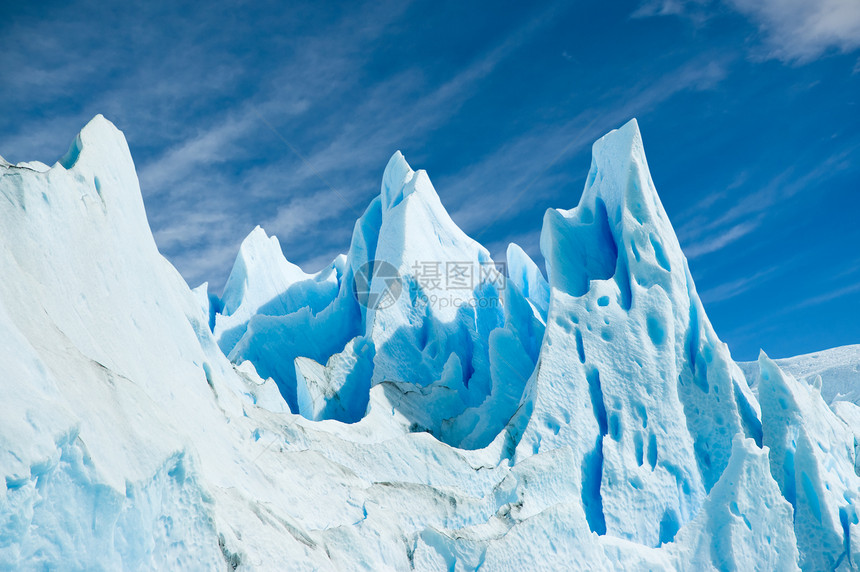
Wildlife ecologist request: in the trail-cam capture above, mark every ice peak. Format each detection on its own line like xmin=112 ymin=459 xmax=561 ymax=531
xmin=220 ymin=225 xmax=310 ymax=316
xmin=380 ymin=151 xmax=416 ymax=210
xmin=80 ymin=113 xmax=116 ymax=137
xmin=240 ymin=225 xmax=277 ymax=254
xmin=589 ymin=118 xmax=643 ymax=175
xmin=584 ymin=120 xmax=677 ymax=260
xmin=583 ymin=118 xmax=653 ymax=214
xmin=594 ymin=117 xmax=641 ymax=156
xmin=58 ymin=114 xmax=128 ymax=171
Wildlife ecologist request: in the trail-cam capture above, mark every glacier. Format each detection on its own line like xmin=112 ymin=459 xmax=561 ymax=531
xmin=0 ymin=114 xmax=858 ymax=570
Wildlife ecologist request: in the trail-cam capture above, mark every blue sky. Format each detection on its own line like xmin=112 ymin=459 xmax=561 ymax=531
xmin=1 ymin=0 xmax=858 ymax=361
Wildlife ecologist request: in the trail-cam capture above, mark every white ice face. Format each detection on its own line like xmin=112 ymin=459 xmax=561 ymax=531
xmin=0 ymin=115 xmax=856 ymax=570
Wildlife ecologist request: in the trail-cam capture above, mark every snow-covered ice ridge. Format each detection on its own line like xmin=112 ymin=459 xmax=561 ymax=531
xmin=1 ymin=115 xmax=858 ymax=571
xmin=739 ymin=345 xmax=860 ymax=408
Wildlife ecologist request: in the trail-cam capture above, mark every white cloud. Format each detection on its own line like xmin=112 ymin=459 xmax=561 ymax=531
xmin=634 ymin=0 xmax=860 ymax=62
xmin=682 ymin=219 xmax=760 ymax=259
xmin=632 ymin=0 xmax=711 ymax=22
xmin=729 ymin=0 xmax=860 ymax=62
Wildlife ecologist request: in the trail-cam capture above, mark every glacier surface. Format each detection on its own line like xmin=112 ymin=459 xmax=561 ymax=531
xmin=0 ymin=115 xmax=858 ymax=570
xmin=740 ymin=344 xmax=860 ymax=407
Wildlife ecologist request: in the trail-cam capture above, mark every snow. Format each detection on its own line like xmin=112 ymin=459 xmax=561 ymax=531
xmin=758 ymin=352 xmax=860 ymax=569
xmin=740 ymin=344 xmax=860 ymax=405
xmin=0 ymin=115 xmax=857 ymax=570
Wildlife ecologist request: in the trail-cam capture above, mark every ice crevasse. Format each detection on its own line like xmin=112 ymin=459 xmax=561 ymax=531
xmin=0 ymin=114 xmax=858 ymax=570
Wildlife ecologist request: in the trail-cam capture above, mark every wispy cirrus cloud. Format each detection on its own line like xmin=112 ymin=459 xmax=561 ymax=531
xmin=634 ymin=0 xmax=860 ymax=62
xmin=716 ymin=259 xmax=860 ymax=357
xmin=730 ymin=0 xmax=860 ymax=62
xmin=682 ymin=219 xmax=761 ymax=259
xmin=132 ymin=1 xmax=566 ymax=287
xmin=632 ymin=0 xmax=713 ymax=23
xmin=443 ymin=54 xmax=730 ymax=258
xmin=699 ymin=265 xmax=781 ymax=304
xmin=676 ymin=146 xmax=856 ymax=259
xmin=791 ymin=281 xmax=860 ymax=311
